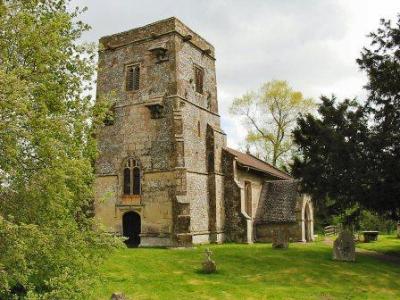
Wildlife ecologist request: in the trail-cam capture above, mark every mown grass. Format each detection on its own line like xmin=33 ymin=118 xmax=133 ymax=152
xmin=92 ymin=241 xmax=400 ymax=300
xmin=356 ymin=234 xmax=400 ymax=257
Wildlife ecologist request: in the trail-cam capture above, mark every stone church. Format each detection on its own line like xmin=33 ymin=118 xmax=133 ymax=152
xmin=94 ymin=17 xmax=314 ymax=247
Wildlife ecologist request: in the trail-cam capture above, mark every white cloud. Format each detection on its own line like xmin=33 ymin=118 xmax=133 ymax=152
xmin=71 ymin=0 xmax=400 ymax=147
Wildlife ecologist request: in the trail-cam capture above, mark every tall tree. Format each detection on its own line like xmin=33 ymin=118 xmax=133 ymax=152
xmin=0 ymin=1 xmax=118 ymax=298
xmin=230 ymin=80 xmax=314 ymax=167
xmin=356 ymin=16 xmax=400 ymax=218
xmin=292 ymin=15 xmax=400 ymax=224
xmin=292 ymin=96 xmax=369 ymax=224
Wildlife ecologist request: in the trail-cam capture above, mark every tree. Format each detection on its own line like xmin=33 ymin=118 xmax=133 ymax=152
xmin=0 ymin=1 xmax=119 ymax=298
xmin=230 ymin=80 xmax=314 ymax=168
xmin=356 ymin=16 xmax=400 ymax=218
xmin=292 ymin=15 xmax=400 ymax=225
xmin=292 ymin=96 xmax=369 ymax=225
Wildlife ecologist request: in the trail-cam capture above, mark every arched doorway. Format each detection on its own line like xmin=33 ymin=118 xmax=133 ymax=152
xmin=302 ymin=200 xmax=313 ymax=242
xmin=122 ymin=211 xmax=141 ymax=247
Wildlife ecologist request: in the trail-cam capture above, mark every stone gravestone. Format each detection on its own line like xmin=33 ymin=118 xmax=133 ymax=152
xmin=332 ymin=230 xmax=355 ymax=262
xmin=202 ymin=248 xmax=217 ymax=273
xmin=272 ymin=226 xmax=289 ymax=249
xmin=110 ymin=292 xmax=126 ymax=300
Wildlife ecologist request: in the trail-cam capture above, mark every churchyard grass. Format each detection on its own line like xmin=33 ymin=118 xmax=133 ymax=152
xmin=356 ymin=234 xmax=400 ymax=257
xmin=92 ymin=241 xmax=400 ymax=300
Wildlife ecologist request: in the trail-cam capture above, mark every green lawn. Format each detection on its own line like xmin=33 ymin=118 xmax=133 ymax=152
xmin=92 ymin=241 xmax=400 ymax=300
xmin=356 ymin=234 xmax=400 ymax=257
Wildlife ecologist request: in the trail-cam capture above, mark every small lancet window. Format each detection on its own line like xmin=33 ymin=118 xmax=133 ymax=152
xmin=123 ymin=168 xmax=131 ymax=194
xmin=197 ymin=121 xmax=201 ymax=137
xmin=194 ymin=66 xmax=203 ymax=94
xmin=123 ymin=158 xmax=141 ymax=195
xmin=133 ymin=168 xmax=141 ymax=195
xmin=126 ymin=65 xmax=140 ymax=91
xmin=133 ymin=66 xmax=140 ymax=90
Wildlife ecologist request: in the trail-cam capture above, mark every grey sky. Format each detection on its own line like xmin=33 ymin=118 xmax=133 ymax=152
xmin=71 ymin=0 xmax=400 ymax=148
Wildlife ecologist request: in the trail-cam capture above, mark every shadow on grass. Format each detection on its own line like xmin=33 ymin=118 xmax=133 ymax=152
xmin=194 ymin=268 xmax=223 ymax=275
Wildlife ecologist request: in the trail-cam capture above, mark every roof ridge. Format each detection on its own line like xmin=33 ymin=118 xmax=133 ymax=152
xmin=224 ymin=147 xmax=292 ymax=179
xmin=245 ymin=152 xmax=291 ymax=177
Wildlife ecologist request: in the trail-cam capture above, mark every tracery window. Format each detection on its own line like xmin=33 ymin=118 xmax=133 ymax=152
xmin=123 ymin=158 xmax=141 ymax=195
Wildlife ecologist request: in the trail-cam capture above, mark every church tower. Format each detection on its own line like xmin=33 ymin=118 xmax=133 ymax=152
xmin=94 ymin=17 xmax=226 ymax=246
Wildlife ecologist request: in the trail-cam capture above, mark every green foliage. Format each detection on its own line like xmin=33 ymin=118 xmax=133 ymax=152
xmin=359 ymin=211 xmax=396 ymax=234
xmin=0 ymin=1 xmax=121 ymax=298
xmin=293 ymin=15 xmax=400 ymax=223
xmin=0 ymin=217 xmax=121 ymax=299
xmin=230 ymin=80 xmax=314 ymax=168
xmin=356 ymin=16 xmax=400 ymax=218
xmin=292 ymin=96 xmax=368 ymax=223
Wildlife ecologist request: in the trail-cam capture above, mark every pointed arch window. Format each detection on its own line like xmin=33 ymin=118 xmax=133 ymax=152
xmin=123 ymin=158 xmax=141 ymax=195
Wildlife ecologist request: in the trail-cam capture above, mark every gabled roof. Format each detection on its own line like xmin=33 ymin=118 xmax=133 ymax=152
xmin=223 ymin=147 xmax=292 ymax=180
xmin=256 ymin=180 xmax=299 ymax=224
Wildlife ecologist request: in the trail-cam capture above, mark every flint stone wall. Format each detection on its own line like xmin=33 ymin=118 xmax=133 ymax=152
xmin=95 ymin=17 xmax=225 ymax=246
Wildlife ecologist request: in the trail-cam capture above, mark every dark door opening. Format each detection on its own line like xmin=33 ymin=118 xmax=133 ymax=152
xmin=122 ymin=211 xmax=141 ymax=247
xmin=305 ymin=207 xmax=310 ymax=242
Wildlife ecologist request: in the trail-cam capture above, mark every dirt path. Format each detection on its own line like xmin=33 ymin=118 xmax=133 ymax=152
xmin=324 ymin=237 xmax=400 ymax=265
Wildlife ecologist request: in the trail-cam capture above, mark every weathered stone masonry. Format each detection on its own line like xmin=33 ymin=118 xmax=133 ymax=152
xmin=94 ymin=17 xmax=313 ymax=247
xmin=95 ymin=17 xmax=226 ymax=246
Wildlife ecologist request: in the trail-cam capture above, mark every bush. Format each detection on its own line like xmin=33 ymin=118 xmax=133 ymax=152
xmin=0 ymin=217 xmax=122 ymax=299
xmin=359 ymin=211 xmax=396 ymax=234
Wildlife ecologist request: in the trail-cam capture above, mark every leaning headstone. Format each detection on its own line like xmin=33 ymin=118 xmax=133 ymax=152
xmin=201 ymin=248 xmax=217 ymax=273
xmin=272 ymin=226 xmax=289 ymax=249
xmin=332 ymin=230 xmax=355 ymax=262
xmin=110 ymin=292 xmax=126 ymax=300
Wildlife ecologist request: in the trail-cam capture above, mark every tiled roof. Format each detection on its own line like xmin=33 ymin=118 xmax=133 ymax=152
xmin=223 ymin=147 xmax=292 ymax=180
xmin=256 ymin=180 xmax=299 ymax=224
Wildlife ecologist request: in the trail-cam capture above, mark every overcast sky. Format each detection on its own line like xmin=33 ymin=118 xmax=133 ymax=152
xmin=71 ymin=0 xmax=400 ymax=148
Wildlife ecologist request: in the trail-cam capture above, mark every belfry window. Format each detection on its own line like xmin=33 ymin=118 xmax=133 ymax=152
xmin=194 ymin=66 xmax=203 ymax=94
xmin=126 ymin=65 xmax=140 ymax=91
xmin=123 ymin=158 xmax=141 ymax=195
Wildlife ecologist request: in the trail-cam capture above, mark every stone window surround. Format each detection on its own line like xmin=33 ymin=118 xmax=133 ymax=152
xmin=122 ymin=157 xmax=142 ymax=196
xmin=193 ymin=64 xmax=204 ymax=95
xmin=125 ymin=63 xmax=141 ymax=92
